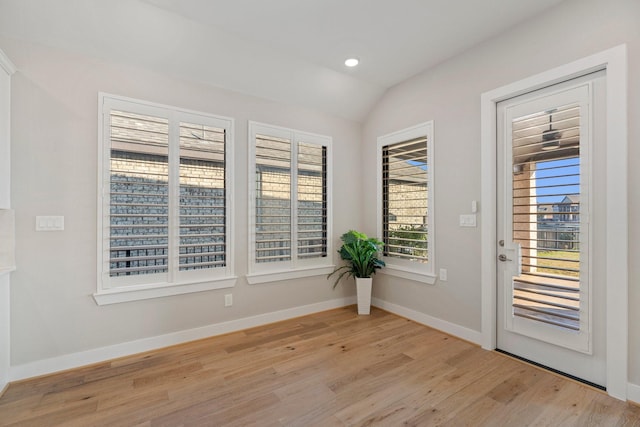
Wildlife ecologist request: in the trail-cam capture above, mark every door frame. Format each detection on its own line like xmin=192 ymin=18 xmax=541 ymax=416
xmin=480 ymin=45 xmax=628 ymax=400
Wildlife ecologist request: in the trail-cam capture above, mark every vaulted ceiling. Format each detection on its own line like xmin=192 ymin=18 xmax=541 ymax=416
xmin=0 ymin=0 xmax=567 ymax=121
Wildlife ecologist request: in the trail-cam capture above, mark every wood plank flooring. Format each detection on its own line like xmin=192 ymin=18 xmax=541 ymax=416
xmin=1 ymin=306 xmax=638 ymax=426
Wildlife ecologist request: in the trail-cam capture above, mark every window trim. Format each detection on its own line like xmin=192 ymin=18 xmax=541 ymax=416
xmin=376 ymin=121 xmax=436 ymax=284
xmin=95 ymin=93 xmax=236 ymax=305
xmin=247 ymin=121 xmax=333 ymax=284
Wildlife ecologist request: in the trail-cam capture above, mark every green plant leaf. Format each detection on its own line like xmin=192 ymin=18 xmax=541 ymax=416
xmin=328 ymin=230 xmax=385 ymax=287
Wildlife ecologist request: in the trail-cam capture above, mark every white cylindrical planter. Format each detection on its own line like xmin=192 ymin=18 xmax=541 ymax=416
xmin=356 ymin=277 xmax=372 ymax=315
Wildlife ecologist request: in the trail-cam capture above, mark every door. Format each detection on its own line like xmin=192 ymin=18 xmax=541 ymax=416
xmin=496 ymin=72 xmax=606 ymax=387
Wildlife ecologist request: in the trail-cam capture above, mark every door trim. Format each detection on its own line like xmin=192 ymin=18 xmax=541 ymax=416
xmin=480 ymin=45 xmax=628 ymax=400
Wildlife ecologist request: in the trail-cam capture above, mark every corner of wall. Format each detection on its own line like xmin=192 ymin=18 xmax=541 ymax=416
xmin=627 ymin=382 xmax=640 ymax=405
xmin=371 ymin=297 xmax=483 ymax=345
xmin=0 ymin=47 xmax=15 ymax=399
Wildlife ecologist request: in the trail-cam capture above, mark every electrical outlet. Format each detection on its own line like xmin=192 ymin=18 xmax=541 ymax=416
xmin=439 ymin=268 xmax=448 ymax=281
xmin=224 ymin=294 xmax=233 ymax=307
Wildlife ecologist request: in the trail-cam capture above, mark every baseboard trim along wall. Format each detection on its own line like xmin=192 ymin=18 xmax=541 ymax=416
xmin=628 ymin=382 xmax=640 ymax=405
xmin=372 ymin=298 xmax=484 ymax=345
xmin=9 ymin=296 xmax=356 ymax=382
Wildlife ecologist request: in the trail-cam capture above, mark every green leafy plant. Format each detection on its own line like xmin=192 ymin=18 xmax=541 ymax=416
xmin=328 ymin=230 xmax=386 ymax=288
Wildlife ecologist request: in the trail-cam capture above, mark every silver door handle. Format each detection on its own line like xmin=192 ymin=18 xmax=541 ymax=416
xmin=498 ymin=254 xmax=512 ymax=262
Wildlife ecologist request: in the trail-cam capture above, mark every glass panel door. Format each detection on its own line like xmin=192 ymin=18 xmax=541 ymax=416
xmin=496 ymin=74 xmax=606 ymax=387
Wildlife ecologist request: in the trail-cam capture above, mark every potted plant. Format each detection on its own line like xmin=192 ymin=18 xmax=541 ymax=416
xmin=328 ymin=230 xmax=385 ymax=315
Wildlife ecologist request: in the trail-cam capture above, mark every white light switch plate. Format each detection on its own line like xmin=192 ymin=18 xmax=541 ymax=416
xmin=36 ymin=216 xmax=65 ymax=231
xmin=459 ymin=214 xmax=477 ymax=227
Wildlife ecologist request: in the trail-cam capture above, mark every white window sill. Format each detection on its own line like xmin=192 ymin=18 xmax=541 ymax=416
xmin=380 ymin=264 xmax=437 ymax=285
xmin=247 ymin=265 xmax=335 ymax=285
xmin=93 ymin=276 xmax=237 ymax=305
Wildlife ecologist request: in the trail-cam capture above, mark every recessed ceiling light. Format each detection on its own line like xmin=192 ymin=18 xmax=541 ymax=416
xmin=344 ymin=58 xmax=359 ymax=67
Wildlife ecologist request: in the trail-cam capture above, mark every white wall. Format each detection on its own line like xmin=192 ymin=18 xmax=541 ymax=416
xmin=362 ymin=0 xmax=640 ymax=386
xmin=0 ymin=50 xmax=11 ymax=208
xmin=0 ymin=49 xmax=15 ymax=393
xmin=0 ymin=37 xmax=362 ymax=369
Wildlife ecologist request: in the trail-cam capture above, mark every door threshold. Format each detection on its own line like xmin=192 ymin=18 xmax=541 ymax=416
xmin=495 ymin=349 xmax=606 ymax=392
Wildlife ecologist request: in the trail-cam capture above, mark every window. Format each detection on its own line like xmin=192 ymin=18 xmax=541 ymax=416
xmin=377 ymin=122 xmax=435 ymax=283
xmin=248 ymin=122 xmax=333 ymax=284
xmin=95 ymin=94 xmax=235 ymax=304
xmin=510 ymin=103 xmax=584 ymax=332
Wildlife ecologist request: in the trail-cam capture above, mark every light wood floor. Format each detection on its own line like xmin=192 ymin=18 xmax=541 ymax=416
xmin=1 ymin=306 xmax=639 ymax=426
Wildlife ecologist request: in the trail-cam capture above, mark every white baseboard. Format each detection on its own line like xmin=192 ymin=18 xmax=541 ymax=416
xmin=0 ymin=381 xmax=8 ymax=399
xmin=627 ymin=382 xmax=640 ymax=404
xmin=372 ymin=298 xmax=483 ymax=345
xmin=9 ymin=296 xmax=355 ymax=382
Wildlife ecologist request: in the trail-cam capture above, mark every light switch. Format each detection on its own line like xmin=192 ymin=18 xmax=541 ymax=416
xmin=36 ymin=216 xmax=65 ymax=231
xmin=459 ymin=214 xmax=477 ymax=227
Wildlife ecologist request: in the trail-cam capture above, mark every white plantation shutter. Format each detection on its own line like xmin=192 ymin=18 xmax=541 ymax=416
xmin=377 ymin=121 xmax=434 ymax=283
xmin=109 ymin=110 xmax=170 ymax=276
xmin=382 ymin=137 xmax=429 ymax=262
xmin=510 ymin=103 xmax=583 ymax=331
xmin=249 ymin=122 xmax=331 ymax=274
xmin=255 ymin=134 xmax=292 ymax=263
xmin=99 ymin=95 xmax=233 ymax=297
xmin=179 ymin=122 xmax=227 ymax=271
xmin=297 ymin=142 xmax=327 ymax=259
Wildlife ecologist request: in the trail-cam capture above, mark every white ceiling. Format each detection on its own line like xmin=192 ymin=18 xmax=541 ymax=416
xmin=0 ymin=0 xmax=567 ymax=121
